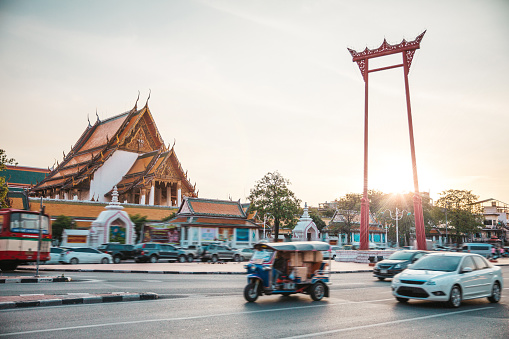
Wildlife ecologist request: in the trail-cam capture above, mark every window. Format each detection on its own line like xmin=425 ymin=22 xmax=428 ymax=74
xmin=460 ymin=256 xmax=476 ymax=271
xmin=472 ymin=256 xmax=490 ymax=269
xmin=10 ymin=212 xmax=49 ymax=234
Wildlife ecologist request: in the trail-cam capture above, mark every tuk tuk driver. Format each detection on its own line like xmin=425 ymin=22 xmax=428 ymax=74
xmin=273 ymin=252 xmax=288 ymax=288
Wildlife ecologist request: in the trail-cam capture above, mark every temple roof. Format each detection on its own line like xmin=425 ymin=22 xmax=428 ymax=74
xmin=31 ymin=99 xmax=196 ymax=197
xmin=177 ymin=197 xmax=247 ymax=218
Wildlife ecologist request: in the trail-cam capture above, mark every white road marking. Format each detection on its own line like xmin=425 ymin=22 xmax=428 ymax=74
xmin=0 ymin=298 xmax=492 ymax=337
xmin=0 ymin=300 xmax=380 ymax=336
xmin=283 ymin=307 xmax=495 ymax=338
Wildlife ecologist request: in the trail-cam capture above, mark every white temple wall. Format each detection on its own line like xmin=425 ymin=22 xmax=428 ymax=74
xmin=89 ymin=150 xmax=138 ymax=202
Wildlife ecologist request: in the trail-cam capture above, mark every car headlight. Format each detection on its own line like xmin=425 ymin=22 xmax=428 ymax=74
xmin=394 ymin=263 xmax=402 ymax=269
xmin=426 ymin=280 xmax=436 ymax=285
xmin=392 ymin=275 xmax=400 ymax=284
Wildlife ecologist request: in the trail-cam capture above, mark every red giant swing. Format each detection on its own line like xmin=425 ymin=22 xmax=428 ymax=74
xmin=348 ymin=31 xmax=427 ymax=250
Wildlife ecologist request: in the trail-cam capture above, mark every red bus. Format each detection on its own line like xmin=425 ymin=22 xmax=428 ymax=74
xmin=0 ymin=208 xmax=51 ymax=271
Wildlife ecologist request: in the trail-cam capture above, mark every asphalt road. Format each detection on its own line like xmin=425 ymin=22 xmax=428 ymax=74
xmin=1 ymin=268 xmax=508 ymax=338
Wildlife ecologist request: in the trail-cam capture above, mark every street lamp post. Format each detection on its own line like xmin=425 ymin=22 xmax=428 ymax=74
xmin=383 ymin=207 xmax=410 ymax=248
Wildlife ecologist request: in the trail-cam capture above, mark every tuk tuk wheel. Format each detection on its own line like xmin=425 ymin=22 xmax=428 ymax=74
xmin=244 ymin=283 xmax=259 ymax=302
xmin=310 ymin=282 xmax=326 ymax=301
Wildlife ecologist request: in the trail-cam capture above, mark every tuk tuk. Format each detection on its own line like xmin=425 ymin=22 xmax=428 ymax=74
xmin=243 ymin=241 xmax=331 ymax=302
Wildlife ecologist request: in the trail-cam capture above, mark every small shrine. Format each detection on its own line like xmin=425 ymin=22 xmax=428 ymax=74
xmin=292 ymin=203 xmax=320 ymax=241
xmin=89 ymin=186 xmax=135 ymax=247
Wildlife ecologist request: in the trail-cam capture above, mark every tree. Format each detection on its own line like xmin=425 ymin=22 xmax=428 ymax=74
xmin=0 ymin=149 xmax=17 ymax=208
xmin=328 ymin=193 xmax=362 ymax=244
xmin=130 ymin=214 xmax=148 ymax=243
xmin=309 ymin=211 xmax=326 ymax=231
xmin=435 ymin=190 xmax=483 ymax=245
xmin=52 ymin=215 xmax=75 ymax=245
xmin=248 ymin=171 xmax=301 ymax=242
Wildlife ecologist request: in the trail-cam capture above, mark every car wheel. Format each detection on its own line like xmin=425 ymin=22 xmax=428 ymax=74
xmin=211 ymin=255 xmax=218 ymax=263
xmin=134 ymin=258 xmax=140 ymax=263
xmin=70 ymin=258 xmax=79 ymax=265
xmin=309 ymin=282 xmax=326 ymax=301
xmin=149 ymin=255 xmax=158 ymax=263
xmin=377 ymin=277 xmax=385 ymax=281
xmin=234 ymin=255 xmax=241 ymax=262
xmin=332 ymin=254 xmax=336 ymax=260
xmin=178 ymin=255 xmax=187 ymax=263
xmin=187 ymin=254 xmax=194 ymax=262
xmin=240 ymin=256 xmax=245 ymax=262
xmin=396 ymin=297 xmax=409 ymax=303
xmin=101 ymin=257 xmax=109 ymax=264
xmin=113 ymin=256 xmax=121 ymax=264
xmin=446 ymin=285 xmax=462 ymax=308
xmin=244 ymin=283 xmax=259 ymax=302
xmin=487 ymin=282 xmax=501 ymax=303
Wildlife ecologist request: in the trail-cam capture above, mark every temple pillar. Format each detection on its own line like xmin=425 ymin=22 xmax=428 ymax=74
xmin=177 ymin=181 xmax=182 ymax=207
xmin=149 ymin=183 xmax=155 ymax=205
xmin=140 ymin=188 xmax=146 ymax=205
xmin=167 ymin=184 xmax=171 ymax=206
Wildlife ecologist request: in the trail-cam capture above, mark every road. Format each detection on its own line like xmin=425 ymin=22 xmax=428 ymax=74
xmin=1 ymin=268 xmax=508 ymax=338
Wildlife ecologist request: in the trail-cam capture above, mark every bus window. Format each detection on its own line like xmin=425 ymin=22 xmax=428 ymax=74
xmin=10 ymin=212 xmax=49 ymax=234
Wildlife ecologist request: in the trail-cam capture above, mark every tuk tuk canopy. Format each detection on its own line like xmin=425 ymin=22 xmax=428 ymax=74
xmin=254 ymin=241 xmax=331 ymax=252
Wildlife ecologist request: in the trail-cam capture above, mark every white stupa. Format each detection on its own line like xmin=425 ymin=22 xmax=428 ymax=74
xmin=292 ymin=202 xmax=320 ymax=241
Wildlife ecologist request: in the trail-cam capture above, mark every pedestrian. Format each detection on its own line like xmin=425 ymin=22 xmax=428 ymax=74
xmin=491 ymin=246 xmax=497 ymax=259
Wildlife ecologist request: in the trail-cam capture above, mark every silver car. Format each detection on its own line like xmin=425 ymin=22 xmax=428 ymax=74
xmin=233 ymin=248 xmax=254 ymax=262
xmin=392 ymin=252 xmax=503 ymax=308
xmin=59 ymin=247 xmax=112 ymax=264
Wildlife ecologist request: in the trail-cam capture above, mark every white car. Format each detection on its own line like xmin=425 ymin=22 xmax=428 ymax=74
xmin=322 ymin=246 xmax=342 ymax=260
xmin=44 ymin=247 xmax=67 ymax=264
xmin=59 ymin=247 xmax=113 ymax=264
xmin=392 ymin=252 xmax=503 ymax=308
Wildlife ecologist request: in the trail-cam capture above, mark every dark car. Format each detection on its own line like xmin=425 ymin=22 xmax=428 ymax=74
xmin=98 ymin=243 xmax=135 ymax=264
xmin=133 ymin=243 xmax=187 ymax=263
xmin=200 ymin=243 xmax=236 ymax=262
xmin=373 ymin=250 xmax=428 ymax=280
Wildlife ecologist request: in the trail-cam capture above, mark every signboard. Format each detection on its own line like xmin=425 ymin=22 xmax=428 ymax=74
xmin=142 ymin=223 xmax=180 ymax=244
xmin=67 ymin=235 xmax=87 ymax=243
xmin=201 ymin=228 xmax=216 ymax=241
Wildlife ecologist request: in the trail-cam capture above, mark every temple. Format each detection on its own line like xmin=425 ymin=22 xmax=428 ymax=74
xmin=31 ymin=97 xmax=197 ymax=206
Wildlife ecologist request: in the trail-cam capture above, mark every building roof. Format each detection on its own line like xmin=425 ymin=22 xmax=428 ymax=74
xmin=167 ymin=197 xmax=260 ymax=229
xmin=178 ymin=197 xmax=247 ymax=218
xmin=1 ymin=165 xmax=49 ymax=189
xmin=31 ymin=99 xmax=196 ymax=198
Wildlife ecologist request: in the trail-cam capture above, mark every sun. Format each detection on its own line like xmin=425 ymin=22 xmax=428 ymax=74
xmin=369 ymin=162 xmax=438 ymax=196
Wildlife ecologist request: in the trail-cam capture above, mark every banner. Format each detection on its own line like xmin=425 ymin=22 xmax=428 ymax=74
xmin=142 ymin=223 xmax=180 ymax=244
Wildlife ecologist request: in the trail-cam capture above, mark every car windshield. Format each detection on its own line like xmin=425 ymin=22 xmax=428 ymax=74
xmin=410 ymin=255 xmax=461 ymax=272
xmin=388 ymin=251 xmax=414 ymax=260
xmin=251 ymin=249 xmax=274 ymax=263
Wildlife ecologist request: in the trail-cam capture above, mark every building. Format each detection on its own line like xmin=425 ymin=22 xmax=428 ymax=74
xmin=164 ymin=197 xmax=261 ymax=248
xmin=31 ymin=98 xmax=197 ymax=207
xmin=472 ymin=198 xmax=508 ymax=244
xmin=323 ymin=210 xmax=384 ymax=246
xmin=2 ymin=97 xmax=197 ymax=229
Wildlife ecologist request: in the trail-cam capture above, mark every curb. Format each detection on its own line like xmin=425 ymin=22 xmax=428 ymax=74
xmin=0 ymin=276 xmax=72 ymax=284
xmin=17 ymin=267 xmax=374 ymax=275
xmin=0 ymin=292 xmax=158 ymax=310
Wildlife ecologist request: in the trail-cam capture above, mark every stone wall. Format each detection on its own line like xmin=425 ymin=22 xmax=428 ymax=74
xmin=335 ymin=250 xmax=397 ymax=263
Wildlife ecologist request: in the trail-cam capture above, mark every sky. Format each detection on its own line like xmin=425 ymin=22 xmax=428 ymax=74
xmin=1 ymin=0 xmax=508 ymax=207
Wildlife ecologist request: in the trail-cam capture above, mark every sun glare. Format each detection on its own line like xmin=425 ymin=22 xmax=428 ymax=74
xmin=370 ymin=163 xmax=438 ymax=197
